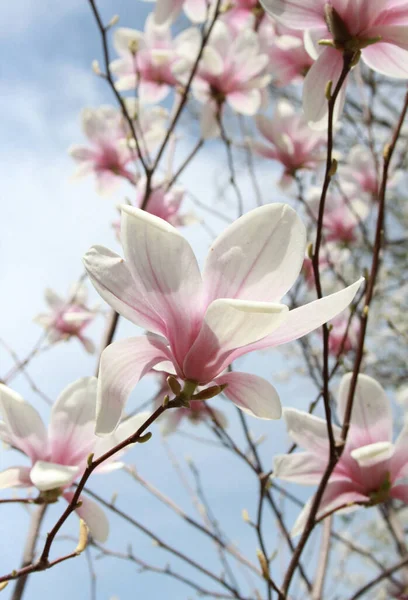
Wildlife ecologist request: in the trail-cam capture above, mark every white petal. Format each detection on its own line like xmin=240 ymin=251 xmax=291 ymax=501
xmin=121 ymin=206 xmax=203 ymax=364
xmin=283 ymin=408 xmax=341 ymax=453
xmin=337 ymin=373 xmax=392 ymax=447
xmin=259 ymin=0 xmax=326 ymax=28
xmin=30 ymin=461 xmax=79 ymax=492
xmin=83 ymin=245 xmax=165 ymax=335
xmin=96 ymin=335 xmax=171 ymax=436
xmin=273 ymin=452 xmax=326 ymax=484
xmin=203 ymin=203 xmax=306 ymax=304
xmin=49 ymin=377 xmax=98 ymax=467
xmin=362 ymin=43 xmax=408 ymax=79
xmin=351 ymin=441 xmax=395 ymax=468
xmin=0 ymin=384 xmax=47 ymax=462
xmin=65 ymin=491 xmax=110 ymax=543
xmin=45 ymin=288 xmax=64 ymax=309
xmin=0 ymin=467 xmax=32 ymax=489
xmin=214 ymin=372 xmax=281 ymax=419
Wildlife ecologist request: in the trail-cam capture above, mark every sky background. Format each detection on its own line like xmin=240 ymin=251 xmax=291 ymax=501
xmin=0 ymin=2 xmax=381 ymax=599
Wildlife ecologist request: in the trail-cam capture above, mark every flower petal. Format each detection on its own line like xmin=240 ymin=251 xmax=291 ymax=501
xmin=350 ymin=441 xmax=395 ymax=468
xmin=337 ymin=373 xmax=392 ymax=447
xmin=49 ymin=377 xmax=98 ymax=467
xmin=83 ymin=245 xmax=165 ymax=335
xmin=0 ymin=384 xmax=48 ymax=462
xmin=30 ymin=461 xmax=79 ymax=492
xmin=362 ymin=43 xmax=408 ymax=79
xmin=214 ymin=372 xmax=281 ymax=419
xmin=0 ymin=467 xmax=32 ymax=489
xmin=121 ymin=206 xmax=203 ymax=364
xmin=283 ymin=408 xmax=341 ymax=453
xmin=64 ymin=491 xmax=110 ymax=543
xmin=96 ymin=335 xmax=171 ymax=436
xmin=273 ymin=452 xmax=326 ymax=484
xmin=242 ymin=278 xmax=363 ymax=353
xmin=183 ymin=300 xmax=288 ymax=382
xmin=94 ymin=411 xmax=151 ymax=465
xmin=259 ymin=0 xmax=326 ymax=29
xmin=203 ymin=203 xmax=306 ymax=304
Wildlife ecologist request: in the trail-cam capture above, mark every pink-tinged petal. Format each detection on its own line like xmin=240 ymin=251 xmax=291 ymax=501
xmin=68 ymin=145 xmax=95 ymax=162
xmin=227 ymin=89 xmax=262 ymax=116
xmin=362 ymin=43 xmax=408 ymax=79
xmin=303 ymin=47 xmax=347 ymax=129
xmin=259 ymin=0 xmax=326 ymax=28
xmin=121 ymin=206 xmax=203 ymax=365
xmin=242 ymin=278 xmax=363 ymax=353
xmin=0 ymin=385 xmax=48 ymax=462
xmin=251 ymin=141 xmax=279 ymax=160
xmin=337 ymin=373 xmax=392 ymax=447
xmin=273 ymin=452 xmax=326 ymax=485
xmin=83 ymin=245 xmax=165 ymax=335
xmin=184 ymin=0 xmax=209 ymax=22
xmin=49 ymin=377 xmax=98 ymax=467
xmin=30 ymin=461 xmax=80 ymax=492
xmin=390 ymin=484 xmax=408 ymax=503
xmin=0 ymin=467 xmax=32 ymax=489
xmin=139 ymin=81 xmax=170 ymax=105
xmin=96 ymin=335 xmax=171 ymax=436
xmin=183 ymin=300 xmax=288 ymax=382
xmin=283 ymin=408 xmax=341 ymax=454
xmin=64 ymin=491 xmax=110 ymax=543
xmin=292 ymin=480 xmax=370 ymax=537
xmin=154 ymin=0 xmax=184 ymax=24
xmin=94 ymin=411 xmax=151 ymax=467
xmin=214 ymin=372 xmax=281 ymax=419
xmin=389 ymin=422 xmax=408 ymax=481
xmin=203 ymin=204 xmax=306 ymax=304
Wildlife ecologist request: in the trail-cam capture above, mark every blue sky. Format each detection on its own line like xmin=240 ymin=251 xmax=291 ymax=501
xmin=0 ymin=2 xmax=377 ymax=599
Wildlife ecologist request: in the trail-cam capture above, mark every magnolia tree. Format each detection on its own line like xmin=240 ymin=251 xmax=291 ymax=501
xmin=2 ymin=0 xmax=408 ymax=598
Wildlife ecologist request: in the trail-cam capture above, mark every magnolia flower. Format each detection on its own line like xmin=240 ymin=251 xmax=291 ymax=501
xmin=84 ymin=203 xmax=362 ymax=435
xmin=192 ymin=22 xmax=270 ymax=119
xmin=327 ymin=312 xmax=359 ymax=356
xmin=274 ymin=373 xmax=408 ymax=535
xmin=253 ymin=100 xmax=326 ymax=188
xmin=221 ymin=0 xmax=261 ymax=32
xmin=111 ymin=16 xmax=200 ymax=103
xmin=0 ymin=378 xmax=149 ymax=542
xmin=260 ymin=0 xmax=408 ymax=127
xmin=34 ymin=284 xmax=98 ymax=353
xmin=258 ymin=16 xmax=314 ymax=86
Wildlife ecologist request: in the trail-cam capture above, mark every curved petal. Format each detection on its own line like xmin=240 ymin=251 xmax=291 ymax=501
xmin=302 ymin=47 xmax=347 ymax=130
xmin=64 ymin=491 xmax=110 ymax=543
xmin=30 ymin=461 xmax=79 ymax=492
xmin=0 ymin=466 xmax=32 ymax=489
xmin=337 ymin=373 xmax=392 ymax=448
xmin=362 ymin=43 xmax=408 ymax=79
xmin=121 ymin=206 xmax=203 ymax=365
xmin=283 ymin=408 xmax=341 ymax=453
xmin=240 ymin=278 xmax=363 ymax=353
xmin=96 ymin=335 xmax=171 ymax=436
xmin=0 ymin=384 xmax=48 ymax=462
xmin=214 ymin=372 xmax=281 ymax=419
xmin=390 ymin=484 xmax=408 ymax=503
xmin=292 ymin=480 xmax=369 ymax=536
xmin=183 ymin=300 xmax=288 ymax=382
xmin=203 ymin=203 xmax=306 ymax=304
xmin=83 ymin=245 xmax=165 ymax=335
xmin=273 ymin=452 xmax=327 ymax=485
xmin=350 ymin=441 xmax=395 ymax=468
xmin=390 ymin=422 xmax=408 ymax=481
xmin=259 ymin=0 xmax=326 ymax=29
xmin=227 ymin=89 xmax=262 ymax=116
xmin=49 ymin=377 xmax=98 ymax=467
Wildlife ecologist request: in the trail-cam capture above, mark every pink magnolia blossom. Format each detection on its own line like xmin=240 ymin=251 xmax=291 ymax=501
xmin=84 ymin=203 xmax=362 ymax=435
xmin=306 ymin=186 xmax=369 ymax=243
xmin=0 ymin=378 xmax=149 ymax=541
xmin=273 ymin=373 xmax=408 ymax=535
xmin=221 ymin=0 xmax=261 ymax=33
xmin=113 ymin=177 xmax=191 ymax=240
xmin=327 ymin=312 xmax=359 ymax=356
xmin=69 ymin=106 xmax=135 ymax=195
xmin=253 ymin=100 xmax=326 ymax=188
xmin=110 ymin=16 xmax=200 ymax=103
xmin=192 ymin=21 xmax=270 ymax=120
xmin=260 ymin=0 xmax=408 ymax=127
xmin=34 ymin=284 xmax=98 ymax=354
xmin=258 ymin=16 xmax=314 ymax=86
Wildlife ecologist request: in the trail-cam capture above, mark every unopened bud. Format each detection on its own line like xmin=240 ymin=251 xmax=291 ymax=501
xmin=92 ymin=60 xmax=101 ymax=76
xmin=307 ymin=242 xmax=314 ymax=260
xmin=167 ymin=376 xmax=181 ymax=396
xmin=111 ymin=492 xmax=118 ymax=506
xmin=256 ymin=549 xmax=269 ymax=579
xmin=87 ymin=453 xmax=94 ymax=467
xmin=242 ymin=509 xmax=250 ymax=523
xmin=329 ymin=158 xmax=338 ymax=177
xmin=193 ymin=385 xmax=223 ymax=401
xmin=325 ymin=80 xmax=333 ymax=101
xmin=75 ymin=519 xmax=89 ymax=555
xmin=0 ymin=582 xmax=8 ymax=591
xmin=162 ymin=395 xmax=170 ymax=408
xmin=137 ymin=431 xmax=152 ymax=444
xmin=383 ymin=143 xmax=391 ymax=161
xmin=324 ymin=4 xmax=350 ymax=45
xmin=108 ymin=14 xmax=119 ymax=27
